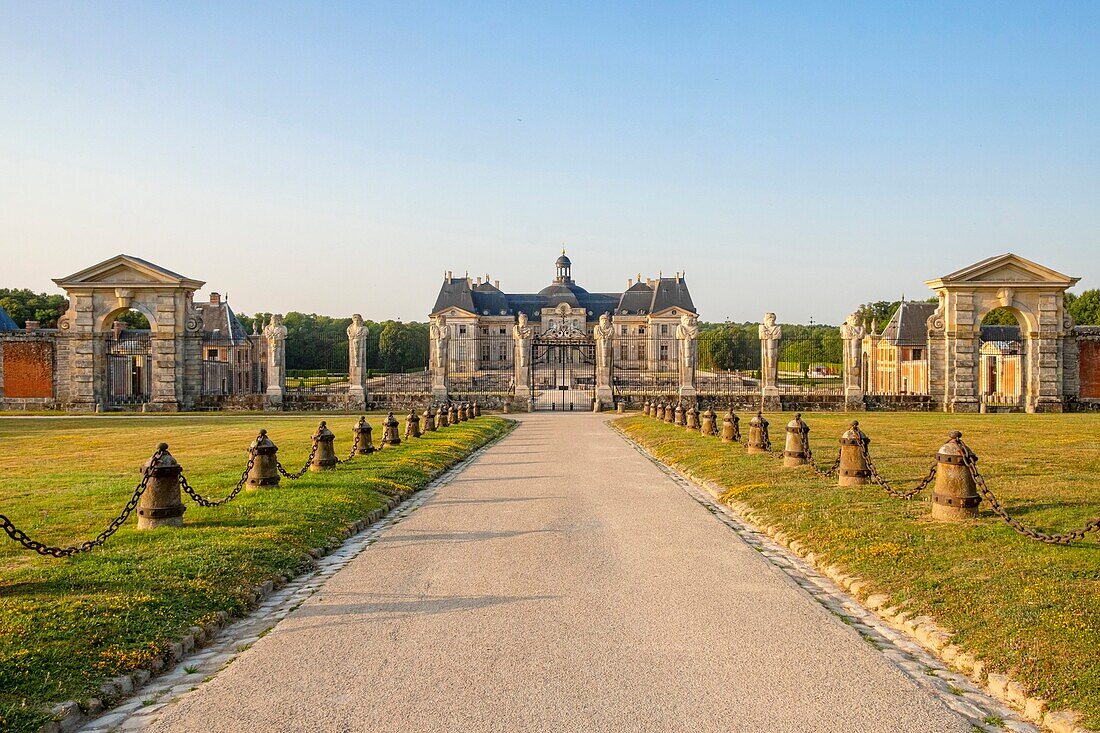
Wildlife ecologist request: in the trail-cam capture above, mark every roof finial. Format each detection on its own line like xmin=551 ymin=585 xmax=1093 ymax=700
xmin=561 ymin=245 xmax=566 ymax=255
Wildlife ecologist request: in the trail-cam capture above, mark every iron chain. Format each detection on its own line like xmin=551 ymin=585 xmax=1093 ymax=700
xmin=860 ymin=441 xmax=937 ymax=500
xmin=801 ymin=429 xmax=841 ymax=478
xmin=179 ymin=449 xmax=257 ymax=507
xmin=0 ymin=448 xmax=164 ymax=557
xmin=959 ymin=440 xmax=1100 ymax=545
xmin=276 ymin=439 xmax=320 ymax=480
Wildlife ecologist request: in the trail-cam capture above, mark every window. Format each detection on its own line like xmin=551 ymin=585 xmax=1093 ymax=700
xmin=206 ymin=349 xmax=218 ymax=359
xmin=499 ymin=327 xmax=506 ymax=335
xmin=621 ymin=325 xmax=628 ymax=335
xmin=620 ymin=345 xmax=627 ymax=360
xmin=638 ymin=326 xmax=645 ymax=335
xmin=659 ymin=344 xmax=669 ymax=361
xmin=912 ymin=348 xmax=923 ymax=360
xmin=660 ymin=324 xmax=669 ymax=336
xmin=481 ymin=327 xmax=488 ymax=336
xmin=459 ymin=325 xmax=467 ymax=336
xmin=498 ymin=344 xmax=507 ymax=361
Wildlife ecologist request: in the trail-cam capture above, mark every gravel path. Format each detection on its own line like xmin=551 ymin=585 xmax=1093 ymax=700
xmin=149 ymin=413 xmax=971 ymax=732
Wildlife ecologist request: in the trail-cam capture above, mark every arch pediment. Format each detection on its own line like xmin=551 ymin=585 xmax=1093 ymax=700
xmin=53 ymin=255 xmax=205 ymax=291
xmin=925 ymin=253 xmax=1079 ymax=290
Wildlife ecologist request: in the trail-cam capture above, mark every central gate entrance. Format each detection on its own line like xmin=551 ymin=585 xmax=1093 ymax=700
xmin=531 ymin=337 xmax=595 ymax=411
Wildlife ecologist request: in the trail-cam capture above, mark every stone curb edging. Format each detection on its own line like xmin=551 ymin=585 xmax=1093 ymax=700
xmin=39 ymin=420 xmax=517 ymax=733
xmin=610 ymin=423 xmax=1095 ymax=733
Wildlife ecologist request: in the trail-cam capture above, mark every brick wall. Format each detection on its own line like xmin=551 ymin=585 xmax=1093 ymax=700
xmin=3 ymin=341 xmax=54 ymax=398
xmin=1080 ymin=339 xmax=1100 ymax=399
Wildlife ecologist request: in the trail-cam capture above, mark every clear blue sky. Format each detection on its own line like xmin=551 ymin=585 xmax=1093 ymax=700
xmin=1 ymin=1 xmax=1097 ymax=324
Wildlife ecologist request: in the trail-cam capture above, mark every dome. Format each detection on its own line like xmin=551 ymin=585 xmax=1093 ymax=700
xmin=555 ymin=253 xmax=572 ymax=268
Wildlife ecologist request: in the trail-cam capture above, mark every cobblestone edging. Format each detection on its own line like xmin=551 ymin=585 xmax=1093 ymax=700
xmin=39 ymin=422 xmax=515 ymax=733
xmin=611 ymin=424 xmax=1096 ymax=733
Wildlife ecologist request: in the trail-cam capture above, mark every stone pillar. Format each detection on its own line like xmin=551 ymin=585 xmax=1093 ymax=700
xmin=839 ymin=311 xmax=866 ymax=409
xmin=429 ymin=315 xmax=449 ymax=401
xmin=759 ymin=313 xmax=781 ymax=409
xmin=1033 ymin=293 xmax=1065 ymax=413
xmin=347 ymin=314 xmax=369 ymax=411
xmin=263 ymin=314 xmax=287 ymax=410
xmin=927 ymin=303 xmax=948 ymax=412
xmin=594 ymin=313 xmax=614 ymax=407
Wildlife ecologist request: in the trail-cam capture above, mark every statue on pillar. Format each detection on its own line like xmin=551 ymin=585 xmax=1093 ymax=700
xmin=839 ymin=311 xmax=866 ymax=401
xmin=263 ymin=313 xmax=287 ymax=407
xmin=594 ymin=312 xmax=615 ymax=405
xmin=676 ymin=313 xmax=699 ymax=396
xmin=429 ymin=314 xmax=450 ymax=399
xmin=759 ymin=312 xmax=782 ymax=397
xmin=347 ymin=313 xmax=369 ymax=409
xmin=512 ymin=312 xmax=534 ymax=403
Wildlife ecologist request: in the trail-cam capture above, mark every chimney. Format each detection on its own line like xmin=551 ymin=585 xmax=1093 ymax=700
xmin=494 ymin=280 xmax=500 ymax=289
xmin=112 ymin=321 xmax=125 ymax=337
xmin=25 ymin=320 xmax=39 ymax=331
xmin=476 ymin=276 xmax=482 ymax=285
xmin=628 ymin=278 xmax=633 ymax=287
xmin=209 ymin=292 xmax=221 ymax=305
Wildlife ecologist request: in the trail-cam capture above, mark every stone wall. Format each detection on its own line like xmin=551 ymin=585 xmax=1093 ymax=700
xmin=1076 ymin=327 xmax=1100 ymax=399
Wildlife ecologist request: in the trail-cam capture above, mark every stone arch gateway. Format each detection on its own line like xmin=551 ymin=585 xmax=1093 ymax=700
xmin=53 ymin=255 xmax=206 ymax=411
xmin=924 ymin=253 xmax=1079 ymax=413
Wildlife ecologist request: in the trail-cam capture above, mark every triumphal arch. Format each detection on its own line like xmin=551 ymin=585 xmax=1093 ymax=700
xmin=925 ymin=253 xmax=1079 ymax=413
xmin=53 ymin=255 xmax=206 ymax=411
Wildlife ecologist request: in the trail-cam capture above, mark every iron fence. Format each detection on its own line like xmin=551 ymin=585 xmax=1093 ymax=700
xmin=448 ymin=332 xmax=515 ymax=399
xmin=611 ymin=335 xmax=678 ymax=397
xmin=201 ymin=337 xmax=258 ymax=396
xmin=285 ymin=333 xmax=349 ymax=394
xmin=775 ymin=336 xmax=844 ymax=394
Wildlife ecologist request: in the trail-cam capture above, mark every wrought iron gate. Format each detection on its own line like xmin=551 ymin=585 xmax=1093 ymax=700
xmin=530 ymin=337 xmax=595 ymax=411
xmin=105 ymin=337 xmax=151 ymax=406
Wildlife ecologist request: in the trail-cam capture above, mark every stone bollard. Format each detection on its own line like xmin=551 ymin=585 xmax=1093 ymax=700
xmin=721 ymin=409 xmax=741 ymax=443
xmin=404 ymin=409 xmax=421 ymax=439
xmin=700 ymin=407 xmax=717 ymax=436
xmin=930 ymin=431 xmax=982 ymax=520
xmin=674 ymin=403 xmax=685 ymax=426
xmin=593 ymin=397 xmax=602 ymax=413
xmin=380 ymin=412 xmax=401 ymax=448
xmin=458 ymin=402 xmax=469 ymax=422
xmin=782 ymin=414 xmax=810 ymax=467
xmin=617 ymin=401 xmax=625 ymax=414
xmin=746 ymin=411 xmax=769 ymax=454
xmin=422 ymin=407 xmax=436 ymax=432
xmin=685 ymin=405 xmax=699 ymax=430
xmin=310 ymin=421 xmax=337 ymax=471
xmin=642 ymin=400 xmax=649 ymax=416
xmin=352 ymin=416 xmax=375 ymax=455
xmin=437 ymin=404 xmax=449 ymax=428
xmin=246 ymin=429 xmax=280 ymax=487
xmin=503 ymin=401 xmax=511 ymax=414
xmin=656 ymin=401 xmax=665 ymax=420
xmin=137 ymin=443 xmax=185 ymax=530
xmin=448 ymin=403 xmax=459 ymax=425
xmin=837 ymin=421 xmax=870 ymax=487
xmin=472 ymin=401 xmax=482 ymax=418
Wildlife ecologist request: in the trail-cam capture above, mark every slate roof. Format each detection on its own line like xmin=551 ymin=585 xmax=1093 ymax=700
xmin=879 ymin=302 xmax=937 ymax=346
xmin=0 ymin=304 xmax=19 ymax=331
xmin=196 ymin=299 xmax=249 ymax=343
xmin=980 ymin=325 xmax=1021 ymax=342
xmin=431 ymin=257 xmax=696 ymax=321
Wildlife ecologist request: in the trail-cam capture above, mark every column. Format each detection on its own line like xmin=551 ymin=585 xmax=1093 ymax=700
xmin=347 ymin=314 xmax=369 ymax=410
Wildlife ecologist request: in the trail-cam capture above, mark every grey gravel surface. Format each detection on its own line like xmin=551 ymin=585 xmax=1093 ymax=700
xmin=150 ymin=413 xmax=971 ymax=732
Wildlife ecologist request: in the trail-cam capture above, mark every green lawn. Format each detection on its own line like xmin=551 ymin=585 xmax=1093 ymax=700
xmin=0 ymin=414 xmax=511 ymax=733
xmin=618 ymin=412 xmax=1100 ymax=727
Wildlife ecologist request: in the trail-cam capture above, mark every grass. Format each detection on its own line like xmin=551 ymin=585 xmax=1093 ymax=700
xmin=0 ymin=414 xmax=510 ymax=733
xmin=617 ymin=412 xmax=1100 ymax=727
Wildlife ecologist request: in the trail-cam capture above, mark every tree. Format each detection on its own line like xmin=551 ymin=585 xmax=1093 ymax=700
xmin=1067 ymin=290 xmax=1100 ymax=325
xmin=114 ymin=310 xmax=150 ymax=329
xmin=980 ymin=307 xmax=1020 ymax=326
xmin=0 ymin=288 xmax=68 ymax=328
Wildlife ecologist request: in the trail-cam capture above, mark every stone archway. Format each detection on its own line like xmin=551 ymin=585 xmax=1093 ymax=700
xmin=53 ymin=255 xmax=206 ymax=411
xmin=924 ymin=253 xmax=1079 ymax=413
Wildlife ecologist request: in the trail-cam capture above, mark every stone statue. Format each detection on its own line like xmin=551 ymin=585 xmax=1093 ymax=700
xmin=430 ymin=315 xmax=450 ymax=371
xmin=594 ymin=313 xmax=614 ymax=372
xmin=512 ymin=312 xmax=533 ymax=369
xmin=675 ymin=313 xmax=699 ymax=390
xmin=839 ymin=311 xmax=866 ymax=371
xmin=263 ymin=313 xmax=288 ymax=400
xmin=759 ymin=312 xmax=782 ymax=396
xmin=347 ymin=314 xmax=368 ymax=373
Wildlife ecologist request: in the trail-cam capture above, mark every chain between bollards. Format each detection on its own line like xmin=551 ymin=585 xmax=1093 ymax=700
xmin=276 ymin=439 xmax=320 ymax=479
xmin=0 ymin=447 xmax=165 ymax=557
xmin=179 ymin=449 xmax=258 ymax=507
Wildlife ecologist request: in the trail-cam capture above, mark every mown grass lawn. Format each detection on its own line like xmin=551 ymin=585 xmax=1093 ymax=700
xmin=0 ymin=413 xmax=511 ymax=733
xmin=618 ymin=411 xmax=1100 ymax=728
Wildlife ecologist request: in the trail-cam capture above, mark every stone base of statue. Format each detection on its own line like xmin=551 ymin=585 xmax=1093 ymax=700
xmin=514 ymin=385 xmax=531 ymax=402
xmin=761 ymin=389 xmax=781 ymax=411
xmin=264 ymin=387 xmax=284 ymax=412
xmin=844 ymin=386 xmax=866 ymax=411
xmin=596 ymin=385 xmax=613 ymax=407
xmin=348 ymin=385 xmax=367 ymax=411
xmin=432 ymin=387 xmax=449 ymax=402
xmin=678 ymin=385 xmax=696 ymax=402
